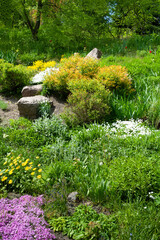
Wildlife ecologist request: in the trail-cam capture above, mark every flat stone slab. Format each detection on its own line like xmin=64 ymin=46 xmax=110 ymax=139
xmin=17 ymin=95 xmax=53 ymax=119
xmin=21 ymin=84 xmax=43 ymax=97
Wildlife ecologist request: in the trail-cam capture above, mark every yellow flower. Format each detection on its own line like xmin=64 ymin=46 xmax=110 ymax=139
xmin=0 ymin=172 xmax=3 ymax=176
xmin=38 ymin=169 xmax=42 ymax=173
xmin=22 ymin=162 xmax=27 ymax=167
xmin=37 ymin=175 xmax=41 ymax=179
xmin=19 ymin=161 xmax=22 ymax=163
xmin=29 ymin=162 xmax=33 ymax=165
xmin=16 ymin=166 xmax=20 ymax=169
xmin=9 ymin=163 xmax=13 ymax=166
xmin=26 ymin=159 xmax=29 ymax=162
xmin=8 ymin=179 xmax=13 ymax=184
xmin=11 ymin=157 xmax=14 ymax=160
xmin=5 ymin=169 xmax=9 ymax=172
xmin=25 ymin=166 xmax=30 ymax=171
xmin=31 ymin=172 xmax=35 ymax=175
xmin=17 ymin=156 xmax=20 ymax=160
xmin=9 ymin=170 xmax=13 ymax=175
xmin=1 ymin=176 xmax=7 ymax=181
xmin=36 ymin=156 xmax=39 ymax=159
xmin=14 ymin=163 xmax=18 ymax=166
xmin=33 ymin=168 xmax=37 ymax=171
xmin=3 ymin=162 xmax=7 ymax=165
xmin=38 ymin=164 xmax=41 ymax=167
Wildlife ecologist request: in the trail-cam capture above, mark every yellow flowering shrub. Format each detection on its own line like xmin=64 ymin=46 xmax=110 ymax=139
xmin=0 ymin=152 xmax=42 ymax=193
xmin=97 ymin=65 xmax=133 ymax=95
xmin=28 ymin=60 xmax=56 ymax=72
xmin=44 ymin=54 xmax=99 ymax=97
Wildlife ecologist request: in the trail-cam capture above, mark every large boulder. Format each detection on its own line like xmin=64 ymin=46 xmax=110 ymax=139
xmin=17 ymin=95 xmax=53 ymax=119
xmin=85 ymin=48 xmax=102 ymax=60
xmin=21 ymin=84 xmax=43 ymax=97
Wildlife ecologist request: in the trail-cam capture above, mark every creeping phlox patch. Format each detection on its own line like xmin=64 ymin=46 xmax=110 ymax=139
xmin=0 ymin=195 xmax=56 ymax=240
xmin=110 ymin=119 xmax=151 ymax=137
xmin=74 ymin=119 xmax=152 ymax=140
xmin=0 ymin=153 xmax=42 ymax=192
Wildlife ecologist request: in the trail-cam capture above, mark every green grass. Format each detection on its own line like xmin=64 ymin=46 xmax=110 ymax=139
xmin=0 ymin=100 xmax=8 ymax=110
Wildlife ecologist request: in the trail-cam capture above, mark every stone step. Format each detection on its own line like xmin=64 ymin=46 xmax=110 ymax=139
xmin=17 ymin=95 xmax=53 ymax=120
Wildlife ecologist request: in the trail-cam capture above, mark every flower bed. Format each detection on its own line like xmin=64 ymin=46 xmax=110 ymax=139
xmin=0 ymin=195 xmax=56 ymax=240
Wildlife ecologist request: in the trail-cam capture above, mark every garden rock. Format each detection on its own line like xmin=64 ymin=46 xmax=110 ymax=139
xmin=85 ymin=48 xmax=102 ymax=59
xmin=67 ymin=192 xmax=79 ymax=215
xmin=17 ymin=95 xmax=53 ymax=119
xmin=31 ymin=67 xmax=59 ymax=84
xmin=21 ymin=84 xmax=43 ymax=97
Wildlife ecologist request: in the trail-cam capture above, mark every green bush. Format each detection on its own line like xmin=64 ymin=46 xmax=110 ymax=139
xmin=0 ymin=61 xmax=34 ymax=95
xmin=61 ymin=79 xmax=111 ymax=126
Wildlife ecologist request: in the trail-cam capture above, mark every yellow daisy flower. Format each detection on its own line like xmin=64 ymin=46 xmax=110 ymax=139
xmin=31 ymin=172 xmax=35 ymax=175
xmin=25 ymin=166 xmax=30 ymax=171
xmin=38 ymin=164 xmax=41 ymax=167
xmin=29 ymin=162 xmax=33 ymax=165
xmin=16 ymin=166 xmax=20 ymax=170
xmin=37 ymin=175 xmax=41 ymax=179
xmin=38 ymin=169 xmax=42 ymax=173
xmin=8 ymin=179 xmax=13 ymax=184
xmin=36 ymin=156 xmax=39 ymax=159
xmin=33 ymin=168 xmax=37 ymax=171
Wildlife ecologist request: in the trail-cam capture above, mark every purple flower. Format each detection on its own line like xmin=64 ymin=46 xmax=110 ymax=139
xmin=0 ymin=195 xmax=56 ymax=239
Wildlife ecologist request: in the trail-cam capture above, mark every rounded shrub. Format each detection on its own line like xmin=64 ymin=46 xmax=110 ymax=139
xmin=61 ymin=79 xmax=111 ymax=126
xmin=97 ymin=65 xmax=133 ymax=95
xmin=0 ymin=62 xmax=34 ymax=95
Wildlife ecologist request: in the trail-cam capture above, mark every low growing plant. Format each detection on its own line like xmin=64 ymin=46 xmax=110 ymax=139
xmin=0 ymin=152 xmax=43 ymax=193
xmin=49 ymin=204 xmax=117 ymax=240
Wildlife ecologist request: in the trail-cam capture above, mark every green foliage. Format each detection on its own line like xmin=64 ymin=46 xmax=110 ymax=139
xmin=0 ymin=100 xmax=8 ymax=110
xmin=49 ymin=204 xmax=117 ymax=240
xmin=108 ymin=155 xmax=160 ymax=198
xmin=61 ymin=79 xmax=111 ymax=126
xmin=0 ymin=61 xmax=34 ymax=95
xmin=38 ymin=101 xmax=52 ymax=118
xmin=147 ymin=98 xmax=160 ymax=128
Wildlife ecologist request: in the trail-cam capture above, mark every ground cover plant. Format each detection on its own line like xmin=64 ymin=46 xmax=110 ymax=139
xmin=1 ymin=44 xmax=160 ymax=239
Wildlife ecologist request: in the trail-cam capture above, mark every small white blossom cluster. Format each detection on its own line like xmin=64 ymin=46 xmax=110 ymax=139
xmin=109 ymin=119 xmax=151 ymax=137
xmin=76 ymin=119 xmax=152 ymax=139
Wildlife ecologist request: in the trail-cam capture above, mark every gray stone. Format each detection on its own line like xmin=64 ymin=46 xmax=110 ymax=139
xmin=21 ymin=84 xmax=43 ymax=97
xmin=85 ymin=48 xmax=102 ymax=60
xmin=17 ymin=95 xmax=53 ymax=119
xmin=67 ymin=191 xmax=79 ymax=202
